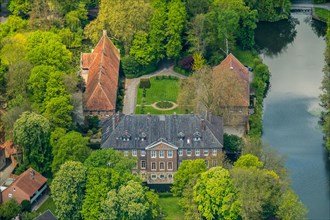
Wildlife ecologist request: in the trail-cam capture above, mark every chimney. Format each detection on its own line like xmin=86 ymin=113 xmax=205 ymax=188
xmin=112 ymin=115 xmax=115 ymax=131
xmin=29 ymin=170 xmax=35 ymax=180
xmin=103 ymin=30 xmax=107 ymax=36
xmin=201 ymin=119 xmax=206 ymax=131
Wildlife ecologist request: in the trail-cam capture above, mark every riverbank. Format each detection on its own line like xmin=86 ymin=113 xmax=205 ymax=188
xmin=313 ymin=7 xmax=330 ymax=23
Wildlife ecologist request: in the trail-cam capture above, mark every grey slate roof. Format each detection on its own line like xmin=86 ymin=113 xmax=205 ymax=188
xmin=34 ymin=210 xmax=57 ymax=220
xmin=101 ymin=114 xmax=224 ymax=150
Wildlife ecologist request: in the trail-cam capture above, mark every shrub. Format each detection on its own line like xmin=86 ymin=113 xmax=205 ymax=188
xmin=178 ymin=55 xmax=193 ymax=72
xmin=140 ymin=78 xmax=151 ymax=88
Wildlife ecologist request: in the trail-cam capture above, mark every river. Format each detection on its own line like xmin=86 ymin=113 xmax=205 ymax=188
xmin=256 ymin=14 xmax=330 ymax=219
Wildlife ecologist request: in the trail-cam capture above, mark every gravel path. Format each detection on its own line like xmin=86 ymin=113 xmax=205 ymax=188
xmin=122 ymin=66 xmax=187 ymax=115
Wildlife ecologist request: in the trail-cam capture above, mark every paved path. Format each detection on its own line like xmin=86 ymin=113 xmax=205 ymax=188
xmin=122 ymin=66 xmax=187 ymax=115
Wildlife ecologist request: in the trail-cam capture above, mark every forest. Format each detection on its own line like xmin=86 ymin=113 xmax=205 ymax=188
xmin=0 ymin=0 xmax=310 ymax=219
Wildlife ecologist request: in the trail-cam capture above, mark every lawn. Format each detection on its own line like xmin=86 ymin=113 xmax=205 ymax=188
xmin=313 ymin=8 xmax=330 ymax=22
xmin=158 ymin=193 xmax=184 ymax=220
xmin=136 ymin=76 xmax=185 ymax=114
xmin=37 ymin=196 xmax=56 ymax=215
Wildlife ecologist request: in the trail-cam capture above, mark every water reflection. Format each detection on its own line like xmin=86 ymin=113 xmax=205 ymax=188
xmin=255 ymin=17 xmax=299 ymax=57
xmin=305 ymin=17 xmax=327 ymax=38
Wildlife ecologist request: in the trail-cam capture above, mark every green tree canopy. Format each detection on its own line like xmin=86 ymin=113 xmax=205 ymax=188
xmin=13 ymin=111 xmax=51 ymax=173
xmin=194 ymin=167 xmax=240 ymax=220
xmin=171 ymin=159 xmax=207 ymax=197
xmin=0 ymin=199 xmax=21 ymax=220
xmin=51 ymin=131 xmax=90 ymax=173
xmin=51 ymin=161 xmax=87 ymax=220
xmin=26 ymin=31 xmax=72 ymax=70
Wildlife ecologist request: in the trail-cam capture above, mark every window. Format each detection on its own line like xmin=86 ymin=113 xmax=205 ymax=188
xmin=168 ymin=174 xmax=173 ymax=179
xmin=168 ymin=162 xmax=173 ymax=170
xmin=204 ymin=160 xmax=209 ymax=168
xmin=212 ymin=149 xmax=217 ymax=156
xmin=195 ymin=149 xmax=200 ymax=156
xmin=167 ymin=150 xmax=173 ymax=158
xmin=151 ymin=174 xmax=157 ymax=179
xmin=151 ymin=162 xmax=156 ymax=170
xmin=159 ymin=174 xmax=165 ymax=179
xmin=179 ymin=149 xmax=183 ymax=156
xmin=141 ymin=160 xmax=146 ymax=169
xmin=124 ymin=151 xmax=128 ymax=156
xmin=151 ymin=151 xmax=157 ymax=158
xmin=204 ymin=149 xmax=209 ymax=156
xmin=159 ymin=150 xmax=164 ymax=158
xmin=159 ymin=162 xmax=165 ymax=170
xmin=132 ymin=149 xmax=137 ymax=156
xmin=187 ymin=149 xmax=192 ymax=156
xmin=141 ymin=150 xmax=146 ymax=157
xmin=8 ymin=193 xmax=12 ymax=198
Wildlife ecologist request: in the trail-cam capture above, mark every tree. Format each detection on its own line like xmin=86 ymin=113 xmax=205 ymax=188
xmin=43 ymin=95 xmax=73 ymax=129
xmin=51 ymin=161 xmax=86 ymax=220
xmin=100 ymin=180 xmax=152 ymax=219
xmin=184 ymin=0 xmax=210 ymax=18
xmin=233 ymin=154 xmax=264 ymax=169
xmin=192 ymin=52 xmax=205 ymax=71
xmin=0 ymin=33 xmax=27 ymax=66
xmin=52 ymin=131 xmax=90 ymax=173
xmin=7 ymin=0 xmax=31 ymax=18
xmin=26 ymin=31 xmax=72 ymax=70
xmin=223 ymin=133 xmax=243 ymax=154
xmin=130 ymin=31 xmax=154 ymax=65
xmin=13 ymin=112 xmax=51 ymax=173
xmin=172 ymin=159 xmax=207 ymax=197
xmin=165 ymin=0 xmax=187 ymax=59
xmin=82 ymin=168 xmax=114 ymax=220
xmin=28 ymin=65 xmax=56 ymax=111
xmin=187 ymin=14 xmax=207 ymax=55
xmin=194 ymin=167 xmax=240 ymax=220
xmin=85 ymin=0 xmax=152 ymax=54
xmin=0 ymin=15 xmax=28 ymax=39
xmin=84 ymin=148 xmax=136 ymax=172
xmin=277 ymin=189 xmax=307 ymax=220
xmin=0 ymin=199 xmax=21 ymax=220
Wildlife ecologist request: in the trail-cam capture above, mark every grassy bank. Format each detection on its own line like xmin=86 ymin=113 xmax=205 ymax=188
xmin=158 ymin=193 xmax=184 ymax=220
xmin=313 ymin=8 xmax=330 ymax=23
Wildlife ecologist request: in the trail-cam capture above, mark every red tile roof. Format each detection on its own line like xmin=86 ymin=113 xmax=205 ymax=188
xmin=13 ymin=168 xmax=47 ymax=197
xmin=81 ymin=31 xmax=120 ymax=112
xmin=213 ymin=53 xmax=250 ymax=107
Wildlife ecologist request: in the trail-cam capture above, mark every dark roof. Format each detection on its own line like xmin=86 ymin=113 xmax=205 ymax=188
xmin=213 ymin=53 xmax=250 ymax=107
xmin=34 ymin=210 xmax=57 ymax=220
xmin=81 ymin=30 xmax=120 ymax=112
xmin=11 ymin=168 xmax=47 ymax=198
xmin=101 ymin=114 xmax=223 ymax=149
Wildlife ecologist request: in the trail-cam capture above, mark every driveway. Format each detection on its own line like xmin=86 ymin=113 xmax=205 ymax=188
xmin=122 ymin=66 xmax=187 ymax=115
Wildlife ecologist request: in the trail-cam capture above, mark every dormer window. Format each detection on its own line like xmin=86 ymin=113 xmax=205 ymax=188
xmin=122 ymin=130 xmax=131 ymax=142
xmin=139 ymin=132 xmax=147 ymax=141
xmin=178 ymin=132 xmax=185 ymax=141
xmin=193 ymin=131 xmax=202 ymax=141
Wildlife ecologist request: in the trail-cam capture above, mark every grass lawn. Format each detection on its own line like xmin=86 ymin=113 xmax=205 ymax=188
xmin=158 ymin=193 xmax=184 ymax=220
xmin=37 ymin=196 xmax=56 ymax=215
xmin=314 ymin=8 xmax=330 ymax=22
xmin=136 ymin=76 xmax=185 ymax=114
xmin=232 ymin=49 xmax=259 ymax=67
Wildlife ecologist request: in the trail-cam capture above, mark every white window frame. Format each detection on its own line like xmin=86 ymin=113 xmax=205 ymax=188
xmin=151 ymin=162 xmax=156 ymax=170
xmin=159 ymin=162 xmax=165 ymax=170
xmin=179 ymin=149 xmax=183 ymax=156
xmin=141 ymin=150 xmax=146 ymax=157
xmin=132 ymin=149 xmax=137 ymax=156
xmin=124 ymin=150 xmax=128 ymax=157
xmin=204 ymin=149 xmax=209 ymax=156
xmin=168 ymin=174 xmax=173 ymax=179
xmin=187 ymin=149 xmax=192 ymax=156
xmin=159 ymin=150 xmax=165 ymax=158
xmin=167 ymin=150 xmax=173 ymax=158
xmin=141 ymin=160 xmax=146 ymax=169
xmin=168 ymin=162 xmax=173 ymax=170
xmin=151 ymin=151 xmax=157 ymax=158
xmin=159 ymin=174 xmax=165 ymax=179
xmin=195 ymin=149 xmax=200 ymax=156
xmin=212 ymin=149 xmax=217 ymax=156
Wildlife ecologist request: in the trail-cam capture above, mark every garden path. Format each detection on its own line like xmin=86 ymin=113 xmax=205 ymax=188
xmin=122 ymin=66 xmax=186 ymax=115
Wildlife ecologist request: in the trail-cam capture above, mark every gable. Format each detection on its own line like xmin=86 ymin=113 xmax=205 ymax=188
xmin=145 ymin=139 xmax=178 ymax=150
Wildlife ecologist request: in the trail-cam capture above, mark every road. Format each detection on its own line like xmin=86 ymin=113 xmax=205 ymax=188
xmin=122 ymin=66 xmax=187 ymax=115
